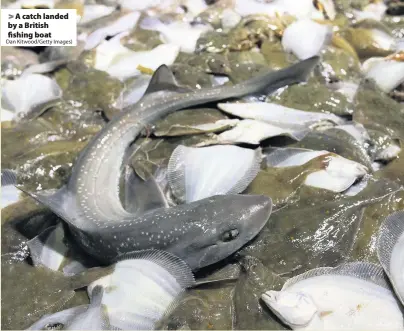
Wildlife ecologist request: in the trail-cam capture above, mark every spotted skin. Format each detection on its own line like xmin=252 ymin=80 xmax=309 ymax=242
xmin=25 ymin=58 xmax=319 ymax=270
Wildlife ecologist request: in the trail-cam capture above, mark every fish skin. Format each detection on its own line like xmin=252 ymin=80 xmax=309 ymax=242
xmin=21 ymin=57 xmax=319 ymax=270
xmin=70 ymin=194 xmax=273 ymax=270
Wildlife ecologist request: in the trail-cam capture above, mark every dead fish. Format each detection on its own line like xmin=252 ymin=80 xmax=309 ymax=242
xmin=282 ymin=19 xmax=333 ymax=60
xmin=196 ymin=119 xmax=309 ymax=146
xmin=246 ymin=148 xmax=368 ymax=209
xmin=262 ymin=262 xmax=403 ymax=330
xmin=1 ymin=46 xmax=39 ymax=79
xmin=86 ymin=250 xmax=195 ymax=330
xmin=22 ymin=59 xmax=73 ymax=76
xmin=1 ymin=169 xmax=21 ymax=208
xmin=233 ymin=256 xmax=287 ymax=330
xmin=28 ymin=249 xmax=192 ymax=330
xmin=264 ymin=147 xmax=368 ymax=193
xmin=375 ymin=148 xmax=404 ymax=184
xmin=217 ymin=102 xmax=345 ymax=129
xmin=21 ymin=57 xmax=320 ymax=270
xmin=269 ymin=79 xmax=355 ymax=117
xmin=79 ymin=4 xmax=115 ymax=24
xmin=129 ymin=136 xmax=210 ymax=181
xmin=241 ymin=178 xmax=401 ymax=276
xmin=157 ymin=264 xmax=238 ymax=330
xmin=353 ymin=79 xmax=404 ymax=140
xmin=28 ymin=286 xmax=106 ymax=330
xmin=93 ymin=36 xmax=180 ymax=80
xmin=1 ymin=254 xmax=112 ymax=330
xmin=84 ymin=11 xmax=141 ymax=50
xmin=140 ymin=17 xmax=212 ymax=53
xmin=342 ymin=21 xmax=398 ymax=59
xmin=292 ymin=129 xmax=373 ymax=170
xmin=349 ymin=189 xmax=404 ymax=264
xmin=152 ymin=108 xmax=236 ymax=137
xmin=167 ymin=145 xmax=261 ymax=203
xmin=2 ymin=73 xmax=62 ymax=122
xmin=363 ymin=54 xmax=404 ymax=93
xmin=26 ymin=222 xmax=97 ymax=276
xmin=377 ymin=210 xmax=404 ymax=306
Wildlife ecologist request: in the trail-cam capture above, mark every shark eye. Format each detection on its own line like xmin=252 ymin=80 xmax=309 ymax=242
xmin=222 ymin=229 xmax=239 ymax=242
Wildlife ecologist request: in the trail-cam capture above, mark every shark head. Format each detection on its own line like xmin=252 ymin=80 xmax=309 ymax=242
xmin=173 ymin=194 xmax=272 ymax=270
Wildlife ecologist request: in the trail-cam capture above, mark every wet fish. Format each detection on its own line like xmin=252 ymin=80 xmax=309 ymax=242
xmin=1 ymin=169 xmax=20 ymax=208
xmin=217 ymin=101 xmax=345 ymax=128
xmin=1 ymin=253 xmax=112 ymax=330
xmin=152 ymin=108 xmax=235 ymax=137
xmin=87 ymin=249 xmax=195 ymax=330
xmin=261 ymin=262 xmax=403 ymax=330
xmin=196 ymin=119 xmax=308 ymax=146
xmin=241 ymin=178 xmax=401 ymax=276
xmin=377 ymin=210 xmax=404 ymax=306
xmin=29 ymin=249 xmax=196 ymax=330
xmin=264 ymin=147 xmax=368 ymax=193
xmin=28 ymin=286 xmax=106 ymax=330
xmin=2 ymin=73 xmax=62 ymax=121
xmin=233 ymin=256 xmax=287 ymax=330
xmin=140 ymin=17 xmax=212 ymax=53
xmin=353 ymin=79 xmax=404 ymax=140
xmin=157 ymin=263 xmax=239 ymax=330
xmin=349 ymin=189 xmax=404 ymax=264
xmin=363 ymin=54 xmax=404 ymax=93
xmin=167 ymin=145 xmax=261 ymax=203
xmin=282 ymin=19 xmax=332 ymax=60
xmin=21 ymin=57 xmax=319 ymax=270
xmin=292 ymin=129 xmax=373 ymax=169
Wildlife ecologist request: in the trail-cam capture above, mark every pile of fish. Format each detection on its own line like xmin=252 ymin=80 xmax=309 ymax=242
xmin=1 ymin=0 xmax=404 ymax=330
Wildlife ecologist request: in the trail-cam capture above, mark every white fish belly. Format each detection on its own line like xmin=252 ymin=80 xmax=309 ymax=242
xmin=286 ymin=275 xmax=403 ymax=330
xmin=390 ymin=233 xmax=404 ymax=301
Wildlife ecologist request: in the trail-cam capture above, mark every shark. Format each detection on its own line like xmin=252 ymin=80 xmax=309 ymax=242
xmin=20 ymin=56 xmax=320 ymax=270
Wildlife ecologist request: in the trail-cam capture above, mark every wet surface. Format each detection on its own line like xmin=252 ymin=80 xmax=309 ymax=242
xmin=2 ymin=0 xmax=404 ymax=329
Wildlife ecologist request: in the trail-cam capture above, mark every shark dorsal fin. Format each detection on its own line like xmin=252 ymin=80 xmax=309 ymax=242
xmin=144 ymin=65 xmax=191 ymax=95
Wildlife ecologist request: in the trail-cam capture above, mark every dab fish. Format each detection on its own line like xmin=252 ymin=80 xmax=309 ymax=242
xmin=262 ymin=262 xmax=404 ymax=330
xmin=167 ymin=145 xmax=262 ymax=203
xmin=377 ymin=210 xmax=404 ymax=306
xmin=28 ymin=250 xmax=195 ymax=330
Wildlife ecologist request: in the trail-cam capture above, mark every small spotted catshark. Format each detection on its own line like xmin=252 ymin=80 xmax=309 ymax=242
xmin=21 ymin=56 xmax=319 ymax=270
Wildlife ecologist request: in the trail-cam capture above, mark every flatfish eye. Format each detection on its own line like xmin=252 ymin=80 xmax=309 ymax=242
xmin=222 ymin=229 xmax=239 ymax=242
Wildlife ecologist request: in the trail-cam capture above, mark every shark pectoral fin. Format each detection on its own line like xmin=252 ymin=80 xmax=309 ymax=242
xmin=143 ymin=64 xmax=192 ymax=95
xmin=16 ymin=185 xmax=73 ymax=224
xmin=123 ymin=165 xmax=169 ymax=214
xmin=27 ymin=223 xmax=69 ymax=271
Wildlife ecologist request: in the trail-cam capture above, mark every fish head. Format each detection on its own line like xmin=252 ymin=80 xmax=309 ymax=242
xmin=261 ymin=290 xmax=318 ymax=328
xmin=324 ymin=155 xmax=368 ymax=178
xmin=184 ymin=194 xmax=272 ymax=270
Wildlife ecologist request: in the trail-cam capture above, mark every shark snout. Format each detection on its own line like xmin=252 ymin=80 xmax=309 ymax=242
xmin=240 ymin=194 xmax=273 ymax=237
